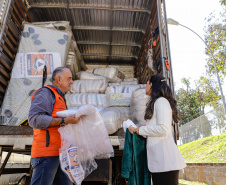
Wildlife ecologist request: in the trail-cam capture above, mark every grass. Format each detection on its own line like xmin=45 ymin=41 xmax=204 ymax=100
xmin=178 ymin=132 xmax=226 ymax=163
xmin=179 ymin=179 xmax=207 ymax=185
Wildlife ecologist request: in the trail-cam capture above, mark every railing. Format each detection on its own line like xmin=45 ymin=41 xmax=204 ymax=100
xmin=178 ymin=105 xmax=226 ymax=145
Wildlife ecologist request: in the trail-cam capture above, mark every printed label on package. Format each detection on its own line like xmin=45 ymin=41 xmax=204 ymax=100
xmin=11 ymin=52 xmax=61 ymax=78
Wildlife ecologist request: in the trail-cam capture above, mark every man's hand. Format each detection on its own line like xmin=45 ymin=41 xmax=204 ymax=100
xmin=65 ymin=114 xmax=85 ymax=125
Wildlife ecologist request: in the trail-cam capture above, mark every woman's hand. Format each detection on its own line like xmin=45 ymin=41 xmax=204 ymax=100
xmin=134 ymin=127 xmax=140 ymax=135
xmin=128 ymin=126 xmax=135 ymax=134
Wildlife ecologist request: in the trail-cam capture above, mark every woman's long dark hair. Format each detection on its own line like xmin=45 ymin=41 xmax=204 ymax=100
xmin=144 ymin=75 xmax=180 ymax=123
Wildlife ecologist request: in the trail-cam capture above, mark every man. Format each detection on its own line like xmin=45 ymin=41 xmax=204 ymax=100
xmin=29 ymin=67 xmax=83 ymax=185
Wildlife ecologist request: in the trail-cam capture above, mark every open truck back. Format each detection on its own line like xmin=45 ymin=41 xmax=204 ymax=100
xmin=0 ymin=0 xmax=175 ymax=184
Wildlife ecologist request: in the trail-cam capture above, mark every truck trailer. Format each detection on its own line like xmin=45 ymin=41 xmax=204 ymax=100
xmin=0 ymin=0 xmax=176 ymax=184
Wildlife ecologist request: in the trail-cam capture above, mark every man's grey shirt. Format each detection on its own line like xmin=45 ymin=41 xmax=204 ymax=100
xmin=28 ymin=85 xmax=66 ymax=129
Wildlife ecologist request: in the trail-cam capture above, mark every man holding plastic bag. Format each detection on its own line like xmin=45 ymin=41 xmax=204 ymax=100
xmin=28 ymin=67 xmax=84 ymax=185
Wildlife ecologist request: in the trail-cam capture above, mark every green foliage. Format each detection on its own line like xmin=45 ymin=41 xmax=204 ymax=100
xmin=204 ymin=2 xmax=226 ymax=79
xmin=176 ymin=77 xmax=220 ymax=125
xmin=178 ymin=132 xmax=226 ymax=163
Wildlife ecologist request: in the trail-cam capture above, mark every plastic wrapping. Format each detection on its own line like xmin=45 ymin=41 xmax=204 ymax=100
xmin=108 ymin=81 xmax=138 ymax=86
xmin=70 ymin=79 xmax=108 ymax=94
xmin=87 ymin=67 xmax=125 ymax=82
xmin=72 ymin=40 xmax=87 ymax=71
xmin=123 ymin=78 xmax=138 ymax=82
xmin=100 ymin=108 xmax=121 ymax=134
xmin=58 ymin=105 xmax=114 ymax=185
xmin=109 ymin=93 xmax=131 ymax=107
xmin=113 ymin=107 xmax=131 ymax=122
xmin=77 ymin=71 xmax=107 ymax=81
xmin=105 ymin=84 xmax=146 ymax=94
xmin=0 ymin=22 xmax=72 ymax=126
xmin=108 ymin=65 xmax=135 ymax=78
xmin=65 ymin=94 xmax=110 ymax=108
xmin=130 ymin=89 xmax=150 ymax=125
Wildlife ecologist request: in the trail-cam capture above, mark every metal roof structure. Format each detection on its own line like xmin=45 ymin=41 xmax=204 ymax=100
xmin=27 ymin=0 xmax=154 ymax=65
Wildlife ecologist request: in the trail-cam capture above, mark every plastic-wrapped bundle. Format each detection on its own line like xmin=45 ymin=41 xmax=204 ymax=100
xmin=87 ymin=67 xmax=125 ymax=82
xmin=99 ymin=108 xmax=121 ymax=134
xmin=72 ymin=40 xmax=87 ymax=71
xmin=58 ymin=105 xmax=114 ymax=185
xmin=109 ymin=93 xmax=131 ymax=107
xmin=108 ymin=81 xmax=138 ymax=86
xmin=113 ymin=107 xmax=131 ymax=122
xmin=0 ymin=22 xmax=71 ymax=126
xmin=70 ymin=79 xmax=108 ymax=94
xmin=33 ymin=21 xmax=71 ymax=30
xmin=124 ymin=78 xmax=138 ymax=82
xmin=57 ymin=107 xmax=105 ymax=117
xmin=105 ymin=84 xmax=146 ymax=94
xmin=130 ymin=89 xmax=150 ymax=125
xmin=77 ymin=71 xmax=107 ymax=81
xmin=65 ymin=94 xmax=110 ymax=108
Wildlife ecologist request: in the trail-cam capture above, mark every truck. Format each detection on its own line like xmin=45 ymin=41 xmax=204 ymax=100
xmin=0 ymin=0 xmax=176 ymax=184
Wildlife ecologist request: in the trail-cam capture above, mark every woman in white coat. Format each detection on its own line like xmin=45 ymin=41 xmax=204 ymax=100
xmin=129 ymin=74 xmax=186 ymax=185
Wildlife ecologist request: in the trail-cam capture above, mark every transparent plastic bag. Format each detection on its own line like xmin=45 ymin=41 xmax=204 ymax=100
xmin=58 ymin=105 xmax=114 ymax=184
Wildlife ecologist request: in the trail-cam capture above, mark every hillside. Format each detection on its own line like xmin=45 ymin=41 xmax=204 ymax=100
xmin=178 ymin=132 xmax=226 ymax=163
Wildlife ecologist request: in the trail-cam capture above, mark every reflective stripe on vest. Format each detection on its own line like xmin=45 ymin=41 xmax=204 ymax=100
xmin=31 ymin=86 xmax=67 ymax=158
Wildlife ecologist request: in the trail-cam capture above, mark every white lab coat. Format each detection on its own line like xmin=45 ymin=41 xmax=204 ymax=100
xmin=139 ymin=97 xmax=186 ymax=173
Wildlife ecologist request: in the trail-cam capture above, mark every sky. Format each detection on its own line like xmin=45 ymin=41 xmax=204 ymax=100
xmin=165 ymin=0 xmax=225 ymax=93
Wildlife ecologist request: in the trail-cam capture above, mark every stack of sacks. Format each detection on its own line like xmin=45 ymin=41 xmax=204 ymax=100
xmin=70 ymin=79 xmax=108 ymax=94
xmin=130 ymin=89 xmax=150 ymax=126
xmin=65 ymin=75 xmax=123 ymax=134
xmin=0 ymin=22 xmax=72 ymax=126
xmin=99 ymin=108 xmax=121 ymax=134
xmin=105 ymin=84 xmax=146 ymax=107
xmin=86 ymin=67 xmax=125 ymax=82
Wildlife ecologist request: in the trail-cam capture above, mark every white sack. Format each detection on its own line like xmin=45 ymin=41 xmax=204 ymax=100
xmin=113 ymin=107 xmax=131 ymax=122
xmin=70 ymin=79 xmax=108 ymax=94
xmin=100 ymin=108 xmax=121 ymax=134
xmin=87 ymin=67 xmax=125 ymax=82
xmin=59 ymin=105 xmax=114 ymax=185
xmin=108 ymin=81 xmax=138 ymax=86
xmin=130 ymin=89 xmax=150 ymax=125
xmin=77 ymin=71 xmax=107 ymax=81
xmin=109 ymin=93 xmax=132 ymax=107
xmin=105 ymin=84 xmax=146 ymax=94
xmin=65 ymin=94 xmax=109 ymax=108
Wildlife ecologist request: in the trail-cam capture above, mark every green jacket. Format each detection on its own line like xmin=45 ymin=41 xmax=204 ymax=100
xmin=122 ymin=129 xmax=150 ymax=185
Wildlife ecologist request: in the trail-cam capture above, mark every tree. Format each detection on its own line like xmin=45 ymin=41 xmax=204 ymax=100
xmin=176 ymin=77 xmax=221 ymax=126
xmin=176 ymin=78 xmax=200 ymax=125
xmin=204 ymin=1 xmax=226 ymax=78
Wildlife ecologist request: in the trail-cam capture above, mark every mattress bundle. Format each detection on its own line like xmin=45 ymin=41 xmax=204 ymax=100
xmin=0 ymin=22 xmax=72 ymax=126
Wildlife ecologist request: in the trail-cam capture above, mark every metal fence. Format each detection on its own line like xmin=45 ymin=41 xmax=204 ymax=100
xmin=178 ymin=105 xmax=226 ymax=145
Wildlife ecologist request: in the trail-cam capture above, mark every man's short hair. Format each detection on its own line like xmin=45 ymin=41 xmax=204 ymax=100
xmin=52 ymin=67 xmax=67 ymax=82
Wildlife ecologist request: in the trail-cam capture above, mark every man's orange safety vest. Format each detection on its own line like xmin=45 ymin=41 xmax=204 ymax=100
xmin=30 ymin=86 xmax=67 ymax=158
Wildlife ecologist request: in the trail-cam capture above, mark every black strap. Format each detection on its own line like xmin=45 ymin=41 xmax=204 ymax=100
xmin=46 ymin=129 xmax=50 ymax=147
xmin=42 ymin=65 xmax=47 ymax=87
